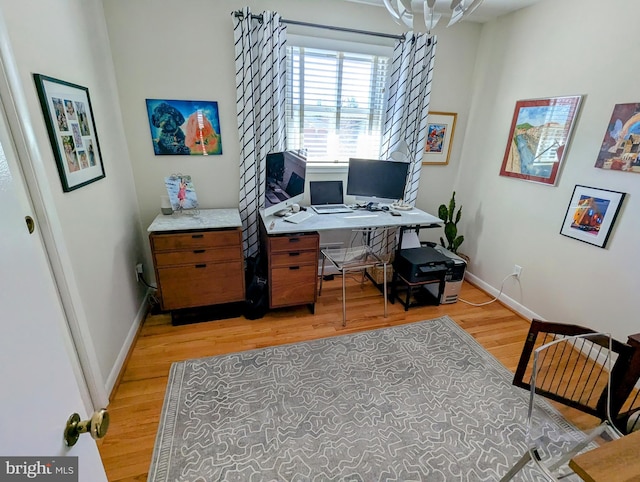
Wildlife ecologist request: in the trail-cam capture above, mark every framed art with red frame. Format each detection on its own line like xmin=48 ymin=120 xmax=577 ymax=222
xmin=499 ymin=95 xmax=582 ymax=186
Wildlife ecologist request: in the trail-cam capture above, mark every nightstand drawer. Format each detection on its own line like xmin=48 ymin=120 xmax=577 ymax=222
xmin=270 ymin=264 xmax=317 ymax=307
xmin=271 ymin=250 xmax=317 ymax=268
xmin=157 ymin=260 xmax=245 ymax=310
xmin=154 ymin=246 xmax=241 ymax=267
xmin=152 ymin=229 xmax=241 ymax=251
xmin=269 ymin=234 xmax=318 ymax=253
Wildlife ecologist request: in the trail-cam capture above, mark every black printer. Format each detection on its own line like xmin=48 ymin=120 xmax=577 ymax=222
xmin=393 ymin=246 xmax=454 ymax=283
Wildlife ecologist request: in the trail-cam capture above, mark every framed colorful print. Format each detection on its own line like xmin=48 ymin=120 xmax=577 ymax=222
xmin=559 ymin=185 xmax=625 ymax=248
xmin=594 ymin=103 xmax=640 ymax=174
xmin=145 ymin=99 xmax=222 ymax=156
xmin=33 ymin=74 xmax=105 ymax=192
xmin=499 ymin=95 xmax=583 ymax=185
xmin=422 ymin=111 xmax=457 ymax=165
xmin=164 ymin=174 xmax=198 ymax=211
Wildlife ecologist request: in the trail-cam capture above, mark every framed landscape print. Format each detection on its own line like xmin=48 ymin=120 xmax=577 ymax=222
xmin=33 ymin=74 xmax=105 ymax=192
xmin=422 ymin=111 xmax=457 ymax=165
xmin=499 ymin=96 xmax=583 ymax=185
xmin=559 ymin=185 xmax=625 ymax=248
xmin=146 ymin=99 xmax=222 ymax=156
xmin=594 ymin=102 xmax=640 ymax=173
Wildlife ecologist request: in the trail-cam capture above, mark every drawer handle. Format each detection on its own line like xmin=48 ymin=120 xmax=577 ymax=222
xmin=193 ymin=249 xmax=205 ymax=254
xmin=289 ymin=266 xmax=300 ymax=270
xmin=289 ymin=238 xmax=300 ymax=243
xmin=289 ymin=252 xmax=301 ymax=257
xmin=191 ymin=234 xmax=204 ymax=239
xmin=195 ymin=264 xmax=207 ymax=268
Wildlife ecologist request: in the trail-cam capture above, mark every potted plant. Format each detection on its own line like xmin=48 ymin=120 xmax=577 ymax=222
xmin=438 ymin=191 xmax=465 ymax=256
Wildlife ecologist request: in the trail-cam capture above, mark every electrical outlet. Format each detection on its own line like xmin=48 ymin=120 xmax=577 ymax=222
xmin=135 ymin=263 xmax=143 ymax=282
xmin=513 ymin=264 xmax=522 ymax=279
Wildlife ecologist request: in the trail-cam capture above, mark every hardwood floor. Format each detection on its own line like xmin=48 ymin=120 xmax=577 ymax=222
xmin=97 ymin=278 xmax=588 ymax=481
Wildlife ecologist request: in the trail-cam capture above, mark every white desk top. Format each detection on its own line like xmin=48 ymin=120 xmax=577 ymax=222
xmin=147 ymin=208 xmax=242 ymax=232
xmin=261 ymin=207 xmax=441 ymax=235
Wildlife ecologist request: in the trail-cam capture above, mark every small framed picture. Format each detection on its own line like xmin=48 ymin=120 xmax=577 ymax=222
xmin=559 ymin=185 xmax=626 ymax=248
xmin=499 ymin=96 xmax=582 ymax=186
xmin=33 ymin=74 xmax=105 ymax=192
xmin=422 ymin=111 xmax=456 ymax=165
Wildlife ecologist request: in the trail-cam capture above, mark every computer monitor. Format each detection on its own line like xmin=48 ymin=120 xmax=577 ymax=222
xmin=263 ymin=150 xmax=307 ymax=216
xmin=346 ymin=158 xmax=409 ymax=203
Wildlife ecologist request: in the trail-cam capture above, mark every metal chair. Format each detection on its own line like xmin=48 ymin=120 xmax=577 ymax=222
xmin=500 ymin=320 xmax=640 ymax=481
xmin=318 ymin=228 xmax=390 ymax=326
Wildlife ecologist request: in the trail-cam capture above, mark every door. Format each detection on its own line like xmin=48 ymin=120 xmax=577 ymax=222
xmin=0 ymin=100 xmax=107 ymax=480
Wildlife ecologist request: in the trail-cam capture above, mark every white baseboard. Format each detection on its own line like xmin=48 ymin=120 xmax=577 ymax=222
xmin=464 ymin=270 xmax=543 ymax=322
xmin=105 ymin=288 xmax=151 ymax=396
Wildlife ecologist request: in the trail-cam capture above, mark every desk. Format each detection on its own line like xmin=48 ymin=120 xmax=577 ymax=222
xmin=568 ymin=430 xmax=640 ymax=482
xmin=259 ymin=207 xmax=442 ymax=311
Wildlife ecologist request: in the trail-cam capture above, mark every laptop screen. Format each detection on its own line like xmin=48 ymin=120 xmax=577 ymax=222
xmin=310 ymin=181 xmax=344 ymax=205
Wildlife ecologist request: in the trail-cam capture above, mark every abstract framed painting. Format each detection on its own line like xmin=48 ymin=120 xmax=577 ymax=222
xmin=33 ymin=74 xmax=105 ymax=192
xmin=559 ymin=185 xmax=625 ymax=248
xmin=146 ymin=99 xmax=222 ymax=156
xmin=594 ymin=102 xmax=640 ymax=173
xmin=422 ymin=111 xmax=457 ymax=165
xmin=499 ymin=96 xmax=583 ymax=185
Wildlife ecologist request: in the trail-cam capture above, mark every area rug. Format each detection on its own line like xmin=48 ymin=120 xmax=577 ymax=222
xmin=148 ymin=316 xmax=584 ymax=481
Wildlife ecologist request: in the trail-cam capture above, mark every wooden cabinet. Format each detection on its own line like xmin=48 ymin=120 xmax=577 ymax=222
xmin=150 ymin=227 xmax=245 ymax=311
xmin=260 ymin=220 xmax=319 ymax=310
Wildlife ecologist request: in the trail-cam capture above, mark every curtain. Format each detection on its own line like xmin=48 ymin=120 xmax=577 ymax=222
xmin=381 ymin=33 xmax=438 ymax=206
xmin=233 ymin=8 xmax=287 ymax=258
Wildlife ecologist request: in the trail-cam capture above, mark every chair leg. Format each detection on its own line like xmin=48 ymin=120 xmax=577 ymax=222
xmin=499 ymin=449 xmax=533 ymax=482
xmin=383 ymin=262 xmax=388 ymax=318
xmin=341 ymin=269 xmax=347 ymax=327
xmin=319 ymin=254 xmax=326 ymax=296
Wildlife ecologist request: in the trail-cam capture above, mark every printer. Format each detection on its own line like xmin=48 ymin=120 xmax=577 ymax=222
xmin=393 ymin=246 xmax=453 ymax=284
xmin=424 ymin=245 xmax=467 ymax=304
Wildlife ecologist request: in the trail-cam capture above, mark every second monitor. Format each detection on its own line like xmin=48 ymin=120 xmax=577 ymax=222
xmin=346 ymin=158 xmax=409 ymax=204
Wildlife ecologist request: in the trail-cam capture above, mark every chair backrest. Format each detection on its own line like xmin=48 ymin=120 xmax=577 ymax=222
xmin=513 ymin=319 xmax=640 ymax=432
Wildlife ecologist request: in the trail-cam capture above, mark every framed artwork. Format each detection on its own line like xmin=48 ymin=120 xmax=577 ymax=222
xmin=422 ymin=111 xmax=457 ymax=165
xmin=33 ymin=74 xmax=105 ymax=192
xmin=165 ymin=174 xmax=198 ymax=211
xmin=559 ymin=185 xmax=625 ymax=248
xmin=594 ymin=103 xmax=640 ymax=173
xmin=146 ymin=99 xmax=222 ymax=156
xmin=499 ymin=95 xmax=583 ymax=185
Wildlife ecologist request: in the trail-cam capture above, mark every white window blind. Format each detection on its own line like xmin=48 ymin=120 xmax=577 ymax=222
xmin=286 ymin=46 xmax=389 ymax=164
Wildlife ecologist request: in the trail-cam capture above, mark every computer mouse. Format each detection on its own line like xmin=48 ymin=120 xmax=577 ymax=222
xmin=381 ymin=205 xmax=389 ymax=211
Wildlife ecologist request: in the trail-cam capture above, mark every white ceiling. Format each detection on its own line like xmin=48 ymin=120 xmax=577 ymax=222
xmin=344 ymin=0 xmax=543 ymax=23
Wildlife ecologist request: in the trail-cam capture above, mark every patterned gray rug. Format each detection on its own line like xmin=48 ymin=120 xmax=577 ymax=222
xmin=148 ymin=316 xmax=584 ymax=481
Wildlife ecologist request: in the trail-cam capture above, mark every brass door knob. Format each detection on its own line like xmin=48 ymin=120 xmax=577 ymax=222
xmin=64 ymin=409 xmax=110 ymax=447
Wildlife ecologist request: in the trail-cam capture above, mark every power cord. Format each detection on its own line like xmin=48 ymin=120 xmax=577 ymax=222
xmin=138 ymin=273 xmax=157 ymax=291
xmin=459 ymin=273 xmax=519 ymax=307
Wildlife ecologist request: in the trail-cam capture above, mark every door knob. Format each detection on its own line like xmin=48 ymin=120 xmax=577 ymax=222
xmin=64 ymin=408 xmax=109 ymax=447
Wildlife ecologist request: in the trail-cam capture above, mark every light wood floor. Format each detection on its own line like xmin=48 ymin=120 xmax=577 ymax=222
xmin=98 ymin=278 xmax=593 ymax=481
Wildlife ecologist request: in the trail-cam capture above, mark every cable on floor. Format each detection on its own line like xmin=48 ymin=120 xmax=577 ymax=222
xmin=459 ymin=273 xmax=518 ymax=307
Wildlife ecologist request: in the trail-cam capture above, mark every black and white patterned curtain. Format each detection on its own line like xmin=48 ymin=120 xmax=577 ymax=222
xmin=381 ymin=33 xmax=437 ymax=206
xmin=233 ymin=8 xmax=287 ymax=258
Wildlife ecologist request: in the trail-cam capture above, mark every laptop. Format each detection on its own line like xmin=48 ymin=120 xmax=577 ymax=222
xmin=309 ymin=181 xmax=353 ymax=214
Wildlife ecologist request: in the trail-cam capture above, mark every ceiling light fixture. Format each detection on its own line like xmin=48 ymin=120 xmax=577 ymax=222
xmin=382 ymin=0 xmax=486 ymax=33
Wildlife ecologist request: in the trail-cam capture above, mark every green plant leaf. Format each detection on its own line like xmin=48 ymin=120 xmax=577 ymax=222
xmin=438 ymin=204 xmax=448 ymax=222
xmin=448 ymin=192 xmax=456 ymax=222
xmin=455 ymin=206 xmax=462 ymax=224
xmin=444 ymin=223 xmax=457 ymax=246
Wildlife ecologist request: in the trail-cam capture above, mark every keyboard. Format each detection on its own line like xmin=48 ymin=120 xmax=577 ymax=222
xmin=311 ymin=204 xmax=353 ymax=214
xmin=283 ymin=210 xmax=314 ymax=224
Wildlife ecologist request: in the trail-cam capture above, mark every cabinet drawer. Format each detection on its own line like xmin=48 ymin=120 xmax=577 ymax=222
xmin=269 ymin=234 xmax=318 ymax=253
xmin=270 ymin=264 xmax=317 ymax=307
xmin=157 ymin=260 xmax=245 ymax=310
xmin=154 ymin=246 xmax=241 ymax=267
xmin=271 ymin=250 xmax=317 ymax=268
xmin=152 ymin=230 xmax=241 ymax=251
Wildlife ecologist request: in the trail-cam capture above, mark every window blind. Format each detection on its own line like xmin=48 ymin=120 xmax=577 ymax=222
xmin=286 ymin=46 xmax=389 ymax=163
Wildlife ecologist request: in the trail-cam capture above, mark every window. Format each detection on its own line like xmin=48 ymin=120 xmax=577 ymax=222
xmin=286 ymin=45 xmax=390 ymax=164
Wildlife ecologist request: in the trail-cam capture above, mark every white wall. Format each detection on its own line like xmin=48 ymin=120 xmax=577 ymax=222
xmin=455 ymin=0 xmax=640 ymax=340
xmin=1 ymin=0 xmax=146 ymax=392
xmin=102 ymin=0 xmax=481 ymax=269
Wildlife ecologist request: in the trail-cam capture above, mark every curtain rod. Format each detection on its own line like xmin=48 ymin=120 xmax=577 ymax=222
xmin=233 ymin=11 xmax=405 ymax=41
